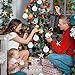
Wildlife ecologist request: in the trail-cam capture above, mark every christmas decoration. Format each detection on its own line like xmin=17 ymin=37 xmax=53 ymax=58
xmin=37 ymin=0 xmax=42 ymax=5
xmin=43 ymin=45 xmax=49 ymax=53
xmin=32 ymin=5 xmax=37 ymax=11
xmin=45 ymin=32 xmax=53 ymax=38
xmin=22 ymin=0 xmax=52 ymax=57
xmin=39 ymin=29 xmax=44 ymax=34
xmin=22 ymin=13 xmax=28 ymax=19
xmin=38 ymin=53 xmax=44 ymax=58
xmin=28 ymin=56 xmax=32 ymax=61
xmin=28 ymin=42 xmax=34 ymax=48
xmin=0 ymin=0 xmax=12 ymax=27
xmin=70 ymin=26 xmax=75 ymax=39
xmin=33 ymin=34 xmax=39 ymax=41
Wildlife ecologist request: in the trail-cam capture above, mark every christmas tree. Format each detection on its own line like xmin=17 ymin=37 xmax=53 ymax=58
xmin=0 ymin=0 xmax=12 ymax=27
xmin=22 ymin=0 xmax=53 ymax=58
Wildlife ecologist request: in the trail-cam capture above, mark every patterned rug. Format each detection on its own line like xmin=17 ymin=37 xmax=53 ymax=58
xmin=22 ymin=57 xmax=62 ymax=75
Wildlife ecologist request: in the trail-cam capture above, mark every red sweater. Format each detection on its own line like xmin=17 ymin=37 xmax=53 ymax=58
xmin=51 ymin=27 xmax=75 ymax=57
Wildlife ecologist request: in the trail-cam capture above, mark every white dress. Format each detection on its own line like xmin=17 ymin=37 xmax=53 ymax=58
xmin=6 ymin=32 xmax=19 ymax=50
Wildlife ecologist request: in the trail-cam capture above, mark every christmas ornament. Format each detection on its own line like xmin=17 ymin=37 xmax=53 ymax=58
xmin=38 ymin=53 xmax=44 ymax=58
xmin=28 ymin=13 xmax=33 ymax=20
xmin=32 ymin=18 xmax=38 ymax=24
xmin=35 ymin=25 xmax=39 ymax=28
xmin=39 ymin=29 xmax=44 ymax=34
xmin=40 ymin=9 xmax=46 ymax=13
xmin=28 ymin=42 xmax=34 ymax=48
xmin=2 ymin=11 xmax=7 ymax=16
xmin=43 ymin=46 xmax=49 ymax=53
xmin=28 ymin=56 xmax=32 ymax=61
xmin=22 ymin=13 xmax=28 ymax=19
xmin=33 ymin=34 xmax=39 ymax=41
xmin=4 ymin=0 xmax=8 ymax=5
xmin=45 ymin=32 xmax=53 ymax=38
xmin=37 ymin=0 xmax=42 ymax=5
xmin=70 ymin=26 xmax=75 ymax=39
xmin=25 ymin=8 xmax=29 ymax=13
xmin=32 ymin=5 xmax=37 ymax=11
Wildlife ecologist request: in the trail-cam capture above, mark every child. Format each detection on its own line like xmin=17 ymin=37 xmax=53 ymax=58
xmin=7 ymin=48 xmax=27 ymax=75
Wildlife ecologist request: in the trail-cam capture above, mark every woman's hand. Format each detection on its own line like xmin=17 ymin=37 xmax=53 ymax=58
xmin=23 ymin=33 xmax=28 ymax=39
xmin=32 ymin=27 xmax=39 ymax=33
xmin=55 ymin=6 xmax=61 ymax=15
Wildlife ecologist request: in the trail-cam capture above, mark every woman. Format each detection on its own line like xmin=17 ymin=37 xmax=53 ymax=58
xmin=4 ymin=19 xmax=39 ymax=61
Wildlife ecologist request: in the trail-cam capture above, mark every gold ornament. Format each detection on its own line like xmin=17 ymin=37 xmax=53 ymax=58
xmin=39 ymin=29 xmax=44 ymax=34
xmin=25 ymin=8 xmax=28 ymax=13
xmin=28 ymin=56 xmax=32 ymax=61
xmin=35 ymin=25 xmax=39 ymax=28
xmin=28 ymin=13 xmax=33 ymax=20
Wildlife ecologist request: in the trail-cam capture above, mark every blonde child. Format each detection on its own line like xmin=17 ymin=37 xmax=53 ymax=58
xmin=7 ymin=48 xmax=27 ymax=75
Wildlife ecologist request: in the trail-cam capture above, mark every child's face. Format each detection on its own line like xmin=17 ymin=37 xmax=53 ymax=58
xmin=12 ymin=50 xmax=19 ymax=59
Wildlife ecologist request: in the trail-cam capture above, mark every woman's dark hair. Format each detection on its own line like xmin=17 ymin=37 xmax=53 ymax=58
xmin=3 ymin=19 xmax=22 ymax=34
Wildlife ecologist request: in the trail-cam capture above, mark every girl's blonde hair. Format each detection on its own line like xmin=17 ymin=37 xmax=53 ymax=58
xmin=7 ymin=48 xmax=18 ymax=60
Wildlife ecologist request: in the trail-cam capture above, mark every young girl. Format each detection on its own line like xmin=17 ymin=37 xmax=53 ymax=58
xmin=3 ymin=19 xmax=39 ymax=61
xmin=7 ymin=48 xmax=27 ymax=75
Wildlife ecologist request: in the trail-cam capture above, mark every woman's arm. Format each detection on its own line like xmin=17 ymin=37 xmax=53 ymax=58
xmin=12 ymin=28 xmax=39 ymax=44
